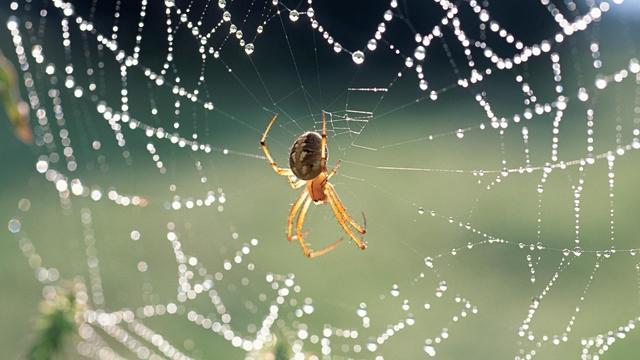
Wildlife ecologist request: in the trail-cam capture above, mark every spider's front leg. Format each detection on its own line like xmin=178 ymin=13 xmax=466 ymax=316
xmin=260 ymin=115 xmax=289 ymax=174
xmin=260 ymin=115 xmax=305 ymax=189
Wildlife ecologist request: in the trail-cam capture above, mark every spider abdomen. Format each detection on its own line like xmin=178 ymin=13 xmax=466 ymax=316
xmin=289 ymin=131 xmax=326 ymax=180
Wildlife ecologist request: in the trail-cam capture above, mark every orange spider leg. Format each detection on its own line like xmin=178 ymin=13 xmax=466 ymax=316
xmin=260 ymin=115 xmax=288 ymax=175
xmin=320 ymin=111 xmax=327 ymax=162
xmin=326 ymin=160 xmax=342 ymax=180
xmin=260 ymin=114 xmax=305 ymax=189
xmin=287 ymin=189 xmax=308 ymax=241
xmin=325 ymin=186 xmax=367 ymax=250
xmin=326 ymin=184 xmax=366 ymax=235
xmin=295 ymin=196 xmax=343 ymax=258
xmin=289 ymin=178 xmax=306 ymax=189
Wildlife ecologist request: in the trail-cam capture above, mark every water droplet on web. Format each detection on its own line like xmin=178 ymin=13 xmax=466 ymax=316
xmin=414 ymin=45 xmax=426 ymax=61
xmin=405 ymin=57 xmax=414 ymax=68
xmin=424 ymin=257 xmax=433 ymax=268
xmin=594 ymin=75 xmax=607 ymax=89
xmin=424 ymin=345 xmax=436 ymax=356
xmin=351 ymin=51 xmax=365 ymax=65
xmin=306 ymin=7 xmax=315 ymax=18
xmin=289 ymin=10 xmax=300 ymax=22
xmin=8 ymin=218 xmax=21 ymax=233
xmin=367 ymin=39 xmax=377 ymax=51
xmin=384 ymin=10 xmax=393 ymax=21
xmin=456 ymin=129 xmax=464 ymax=139
xmin=333 ymin=42 xmax=342 ymax=53
xmin=137 ymin=261 xmax=148 ymax=272
xmin=573 ymin=246 xmax=582 ymax=256
xmin=18 ymin=198 xmax=31 ymax=211
xmin=222 ymin=11 xmax=231 ymax=22
xmin=418 ymin=207 xmax=425 ymax=215
xmin=244 ymin=43 xmax=254 ymax=55
xmin=390 ymin=284 xmax=400 ymax=297
xmin=419 ymin=79 xmax=428 ymax=91
xmin=218 ymin=0 xmax=226 ymax=8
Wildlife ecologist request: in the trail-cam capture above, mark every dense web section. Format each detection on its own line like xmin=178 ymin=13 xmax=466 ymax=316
xmin=4 ymin=0 xmax=640 ymax=359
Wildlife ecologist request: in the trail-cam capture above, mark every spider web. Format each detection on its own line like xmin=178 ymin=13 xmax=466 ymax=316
xmin=2 ymin=0 xmax=640 ymax=359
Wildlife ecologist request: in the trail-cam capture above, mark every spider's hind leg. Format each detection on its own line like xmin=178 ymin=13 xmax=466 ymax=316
xmin=287 ymin=190 xmax=308 ymax=241
xmin=295 ymin=196 xmax=343 ymax=258
xmin=326 ymin=185 xmax=367 ymax=250
xmin=326 ymin=184 xmax=367 ymax=235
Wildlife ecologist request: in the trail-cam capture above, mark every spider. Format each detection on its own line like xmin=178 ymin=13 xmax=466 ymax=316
xmin=260 ymin=112 xmax=367 ymax=258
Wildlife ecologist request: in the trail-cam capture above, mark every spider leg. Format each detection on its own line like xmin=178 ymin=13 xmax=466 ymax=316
xmin=326 ymin=160 xmax=342 ymax=180
xmin=260 ymin=115 xmax=305 ymax=189
xmin=320 ymin=111 xmax=327 ymax=162
xmin=289 ymin=177 xmax=307 ymax=189
xmin=287 ymin=190 xmax=308 ymax=241
xmin=326 ymin=193 xmax=367 ymax=250
xmin=326 ymin=183 xmax=367 ymax=235
xmin=295 ymin=196 xmax=343 ymax=258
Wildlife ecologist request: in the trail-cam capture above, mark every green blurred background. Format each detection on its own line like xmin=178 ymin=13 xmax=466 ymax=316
xmin=2 ymin=0 xmax=640 ymax=359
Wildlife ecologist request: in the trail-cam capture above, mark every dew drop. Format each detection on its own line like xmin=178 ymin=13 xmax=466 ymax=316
xmin=218 ymin=0 xmax=226 ymax=8
xmin=419 ymin=79 xmax=428 ymax=91
xmin=137 ymin=261 xmax=148 ymax=272
xmin=594 ymin=75 xmax=607 ymax=89
xmin=390 ymin=284 xmax=400 ymax=297
xmin=414 ymin=45 xmax=426 ymax=61
xmin=18 ymin=198 xmax=31 ymax=212
xmin=418 ymin=207 xmax=425 ymax=215
xmin=405 ymin=57 xmax=414 ymax=68
xmin=351 ymin=51 xmax=365 ymax=65
xmin=333 ymin=42 xmax=343 ymax=53
xmin=424 ymin=257 xmax=434 ymax=268
xmin=573 ymin=246 xmax=583 ymax=257
xmin=222 ymin=11 xmax=231 ymax=22
xmin=629 ymin=58 xmax=640 ymax=73
xmin=424 ymin=345 xmax=436 ymax=356
xmin=367 ymin=39 xmax=377 ymax=51
xmin=289 ymin=10 xmax=300 ymax=22
xmin=244 ymin=43 xmax=254 ymax=55
xmin=130 ymin=230 xmax=141 ymax=241
xmin=8 ymin=218 xmax=21 ymax=233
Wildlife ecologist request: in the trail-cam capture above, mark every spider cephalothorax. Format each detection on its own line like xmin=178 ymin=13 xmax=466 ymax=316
xmin=260 ymin=112 xmax=367 ymax=258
